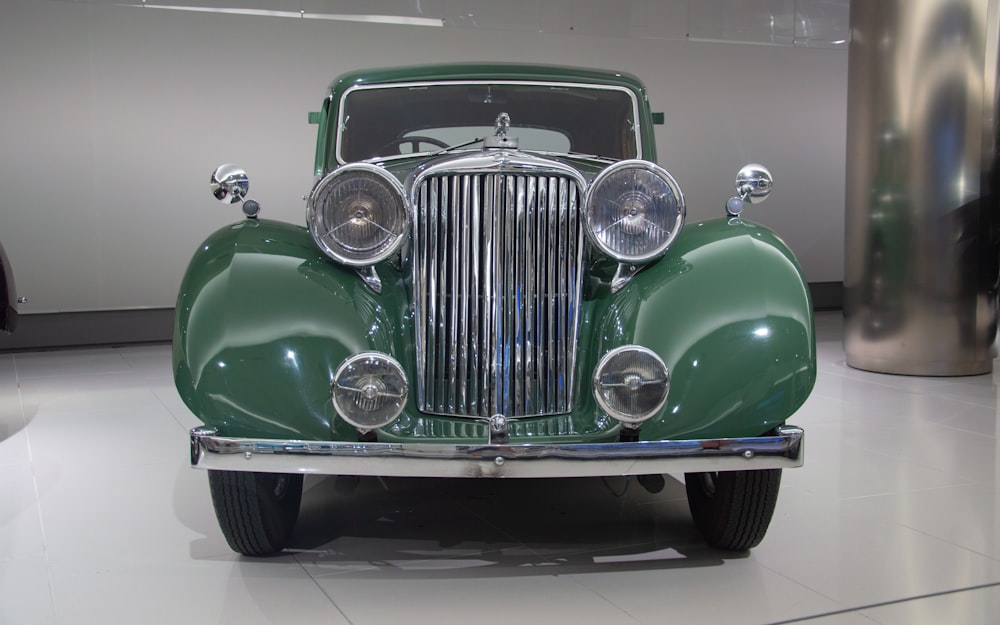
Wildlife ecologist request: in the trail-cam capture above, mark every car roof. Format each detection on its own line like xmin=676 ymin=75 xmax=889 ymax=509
xmin=326 ymin=63 xmax=648 ymax=99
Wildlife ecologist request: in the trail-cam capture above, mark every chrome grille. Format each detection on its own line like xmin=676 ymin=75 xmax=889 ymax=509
xmin=413 ymin=171 xmax=584 ymax=418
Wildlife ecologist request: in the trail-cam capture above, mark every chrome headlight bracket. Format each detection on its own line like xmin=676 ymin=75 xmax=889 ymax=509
xmin=332 ymin=352 xmax=408 ymax=432
xmin=307 ymin=163 xmax=409 ymax=267
xmin=584 ymin=160 xmax=686 ymax=264
xmin=593 ymin=345 xmax=670 ymax=425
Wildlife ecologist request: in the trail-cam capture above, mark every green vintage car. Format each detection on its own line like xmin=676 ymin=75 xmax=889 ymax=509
xmin=176 ymin=63 xmax=815 ymax=557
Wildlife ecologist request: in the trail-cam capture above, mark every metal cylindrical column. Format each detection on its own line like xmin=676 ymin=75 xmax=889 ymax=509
xmin=844 ymin=0 xmax=1000 ymax=375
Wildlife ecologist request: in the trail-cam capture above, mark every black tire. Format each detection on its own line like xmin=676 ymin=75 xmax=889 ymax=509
xmin=685 ymin=469 xmax=781 ymax=551
xmin=208 ymin=470 xmax=303 ymax=557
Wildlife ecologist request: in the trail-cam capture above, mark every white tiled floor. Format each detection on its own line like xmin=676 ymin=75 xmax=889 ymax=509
xmin=2 ymin=311 xmax=999 ymax=624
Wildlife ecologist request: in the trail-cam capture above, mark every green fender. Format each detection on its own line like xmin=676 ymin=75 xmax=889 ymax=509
xmin=586 ymin=217 xmax=816 ymax=440
xmin=174 ymin=216 xmax=815 ymax=443
xmin=172 ymin=218 xmax=406 ymax=441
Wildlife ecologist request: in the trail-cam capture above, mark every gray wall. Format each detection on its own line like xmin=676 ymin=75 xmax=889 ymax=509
xmin=0 ymin=0 xmax=848 ymax=316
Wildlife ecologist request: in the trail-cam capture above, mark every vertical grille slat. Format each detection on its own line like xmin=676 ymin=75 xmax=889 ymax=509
xmin=469 ymin=175 xmax=482 ymax=414
xmin=415 ymin=170 xmax=583 ymax=418
xmin=522 ymin=175 xmax=537 ymax=415
xmin=456 ymin=175 xmax=470 ymax=414
xmin=447 ymin=176 xmax=459 ymax=412
xmin=546 ymin=177 xmax=559 ymax=413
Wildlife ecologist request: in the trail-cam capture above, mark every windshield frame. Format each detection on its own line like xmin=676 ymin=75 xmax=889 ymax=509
xmin=334 ymin=80 xmax=644 ymax=165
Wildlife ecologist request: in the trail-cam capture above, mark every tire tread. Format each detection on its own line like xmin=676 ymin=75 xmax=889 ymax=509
xmin=208 ymin=470 xmax=302 ymax=557
xmin=685 ymin=468 xmax=781 ymax=551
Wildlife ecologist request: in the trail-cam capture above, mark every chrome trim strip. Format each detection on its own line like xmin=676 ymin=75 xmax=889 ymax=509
xmin=335 ymin=80 xmax=644 ymax=165
xmin=190 ymin=426 xmax=804 ymax=478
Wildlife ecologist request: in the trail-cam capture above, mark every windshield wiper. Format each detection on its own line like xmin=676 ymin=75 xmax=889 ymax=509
xmin=430 ymin=137 xmax=485 ymax=156
xmin=540 ymin=150 xmax=619 ymax=163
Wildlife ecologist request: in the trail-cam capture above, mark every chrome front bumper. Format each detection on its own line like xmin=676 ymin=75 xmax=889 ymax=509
xmin=190 ymin=425 xmax=804 ymax=478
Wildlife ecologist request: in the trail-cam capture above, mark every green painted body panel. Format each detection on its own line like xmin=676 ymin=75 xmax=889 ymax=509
xmin=173 ymin=216 xmax=815 ymax=444
xmin=594 ymin=219 xmax=816 ymax=440
xmin=176 ymin=63 xmax=814 ymax=448
xmin=314 ymin=63 xmax=658 ymax=173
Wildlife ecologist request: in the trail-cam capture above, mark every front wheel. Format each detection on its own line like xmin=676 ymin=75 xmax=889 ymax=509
xmin=685 ymin=469 xmax=781 ymax=551
xmin=208 ymin=470 xmax=304 ymax=557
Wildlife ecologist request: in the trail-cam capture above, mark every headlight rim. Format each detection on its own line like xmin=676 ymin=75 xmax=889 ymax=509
xmin=583 ymin=159 xmax=686 ymax=264
xmin=592 ymin=344 xmax=671 ymax=425
xmin=307 ymin=163 xmax=409 ymax=267
xmin=331 ymin=351 xmax=409 ymax=432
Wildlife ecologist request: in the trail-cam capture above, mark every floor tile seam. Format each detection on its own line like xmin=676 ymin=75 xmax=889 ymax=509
xmin=892 ymin=520 xmax=1000 ymax=563
xmin=818 ymin=437 xmax=959 ymax=474
xmin=823 ymin=380 xmax=1000 ymax=407
xmin=856 ymin=381 xmax=998 ymax=405
xmin=919 ymin=395 xmax=1000 ymax=413
xmin=801 ymin=388 xmax=857 ymax=403
xmin=295 ymin=557 xmax=361 ymax=625
xmin=837 ymin=478 xmax=981 ymax=504
xmin=25 ymin=430 xmax=59 ymax=624
xmin=838 ymin=446 xmax=987 ymax=484
xmin=29 ymin=457 xmax=186 ymax=482
xmin=933 ymin=396 xmax=1000 ymax=416
xmin=11 ymin=354 xmax=22 ymax=386
xmin=815 ymin=365 xmax=991 ymax=397
xmin=10 ymin=358 xmax=30 ymax=436
xmin=833 ymin=423 xmax=987 ymax=452
xmin=44 ymin=548 xmax=285 ymax=572
xmin=749 ymin=560 xmax=850 ymax=623
xmin=11 ymin=367 xmax=147 ymax=383
xmin=873 ymin=418 xmax=1000 ymax=447
xmin=19 ymin=405 xmax=181 ymax=423
xmin=294 ymin=561 xmax=382 ymax=580
xmin=0 ymin=551 xmax=50 ymax=565
xmin=800 ymin=391 xmax=935 ymax=415
xmin=932 ymin=393 xmax=1000 ymax=426
xmin=562 ymin=574 xmax=646 ymax=625
xmin=924 ymin=418 xmax=1000 ymax=441
xmin=795 ymin=497 xmax=1000 ymax=566
xmin=829 ymin=384 xmax=978 ymax=406
xmin=150 ymin=387 xmax=197 ymax=433
xmin=762 ymin=580 xmax=1000 ymax=625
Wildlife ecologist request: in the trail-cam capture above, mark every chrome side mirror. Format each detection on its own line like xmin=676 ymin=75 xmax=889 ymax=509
xmin=726 ymin=164 xmax=773 ymax=216
xmin=737 ymin=164 xmax=773 ymax=203
xmin=210 ymin=164 xmax=260 ymax=218
xmin=210 ymin=164 xmax=249 ymax=203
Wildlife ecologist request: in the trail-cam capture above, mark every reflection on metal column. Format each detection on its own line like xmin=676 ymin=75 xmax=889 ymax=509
xmin=844 ymin=0 xmax=1000 ymax=375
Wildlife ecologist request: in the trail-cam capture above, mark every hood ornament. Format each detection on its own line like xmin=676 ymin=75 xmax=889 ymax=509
xmin=483 ymin=112 xmax=519 ymax=149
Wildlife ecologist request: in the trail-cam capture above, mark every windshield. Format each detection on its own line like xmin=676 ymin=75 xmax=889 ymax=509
xmin=337 ymin=81 xmax=640 ymax=163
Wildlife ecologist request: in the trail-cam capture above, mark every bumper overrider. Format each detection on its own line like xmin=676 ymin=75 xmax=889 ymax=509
xmin=190 ymin=425 xmax=803 ymax=478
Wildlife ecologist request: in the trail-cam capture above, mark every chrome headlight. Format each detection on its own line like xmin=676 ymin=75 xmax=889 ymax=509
xmin=308 ymin=164 xmax=408 ymax=266
xmin=593 ymin=346 xmax=670 ymax=425
xmin=332 ymin=352 xmax=408 ymax=431
xmin=584 ymin=160 xmax=685 ymax=263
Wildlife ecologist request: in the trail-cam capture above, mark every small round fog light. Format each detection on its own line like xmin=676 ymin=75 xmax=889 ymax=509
xmin=332 ymin=352 xmax=408 ymax=431
xmin=593 ymin=346 xmax=670 ymax=425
